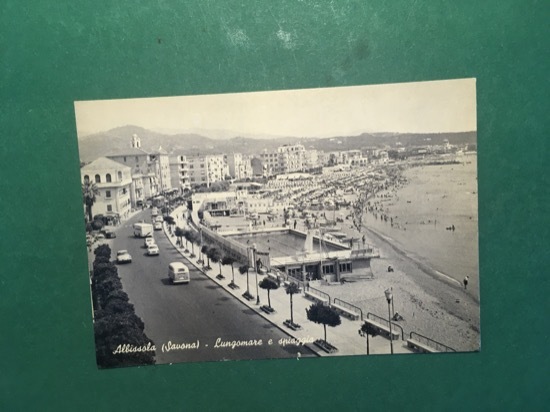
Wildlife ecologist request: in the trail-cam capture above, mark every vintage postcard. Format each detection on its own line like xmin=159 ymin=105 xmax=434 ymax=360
xmin=75 ymin=79 xmax=479 ymax=368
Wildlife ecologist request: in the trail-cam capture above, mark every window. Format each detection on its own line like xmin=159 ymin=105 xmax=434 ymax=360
xmin=322 ymin=264 xmax=335 ymax=274
xmin=106 ymin=173 xmax=112 ymax=182
xmin=95 ymin=174 xmax=101 ymax=183
xmin=339 ymin=262 xmax=352 ymax=273
xmin=135 ymin=156 xmax=139 ymax=162
xmin=83 ymin=175 xmax=90 ymax=183
xmin=118 ymin=171 xmax=122 ymax=180
xmin=123 ymin=156 xmax=127 ymax=162
xmin=105 ymin=190 xmax=111 ymax=198
xmin=122 ymin=188 xmax=127 ymax=194
xmin=106 ymin=205 xmax=112 ymax=212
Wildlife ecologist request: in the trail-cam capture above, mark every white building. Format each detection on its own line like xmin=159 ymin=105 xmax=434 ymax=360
xmin=81 ymin=157 xmax=133 ymax=220
xmin=225 ymin=153 xmax=253 ymax=180
xmin=169 ymin=154 xmax=190 ymax=190
xmin=187 ymin=154 xmax=229 ymax=187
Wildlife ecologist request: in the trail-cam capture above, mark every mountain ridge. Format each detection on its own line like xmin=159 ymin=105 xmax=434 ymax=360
xmin=78 ymin=125 xmax=477 ymax=162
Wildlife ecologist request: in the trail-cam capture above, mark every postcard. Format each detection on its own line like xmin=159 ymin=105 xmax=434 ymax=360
xmin=75 ymin=79 xmax=479 ymax=368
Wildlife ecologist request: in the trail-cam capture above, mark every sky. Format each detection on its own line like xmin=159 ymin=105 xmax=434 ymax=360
xmin=74 ymin=78 xmax=476 ymax=139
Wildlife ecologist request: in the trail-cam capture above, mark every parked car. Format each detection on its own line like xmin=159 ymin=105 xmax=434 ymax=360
xmin=116 ymin=250 xmax=132 ymax=263
xmin=154 ymin=215 xmax=164 ymax=223
xmin=103 ymin=228 xmax=116 ymax=239
xmin=144 ymin=236 xmax=155 ymax=247
xmin=153 ymin=221 xmax=163 ymax=230
xmin=147 ymin=244 xmax=160 ymax=256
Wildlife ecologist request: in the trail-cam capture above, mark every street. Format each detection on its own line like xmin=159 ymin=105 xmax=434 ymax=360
xmin=107 ymin=210 xmax=315 ymax=364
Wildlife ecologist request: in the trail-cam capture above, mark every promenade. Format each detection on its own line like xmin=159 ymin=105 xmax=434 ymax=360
xmin=165 ymin=206 xmax=414 ymax=357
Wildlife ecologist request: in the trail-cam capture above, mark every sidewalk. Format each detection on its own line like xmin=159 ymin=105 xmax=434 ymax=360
xmin=164 ymin=206 xmax=414 ymax=357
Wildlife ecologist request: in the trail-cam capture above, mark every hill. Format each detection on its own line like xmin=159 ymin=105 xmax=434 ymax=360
xmin=77 ymin=125 xmax=476 ymax=162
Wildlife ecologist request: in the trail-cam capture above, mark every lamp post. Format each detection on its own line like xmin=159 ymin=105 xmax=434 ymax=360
xmin=253 ymin=243 xmax=260 ymax=305
xmin=384 ymin=288 xmax=394 ymax=355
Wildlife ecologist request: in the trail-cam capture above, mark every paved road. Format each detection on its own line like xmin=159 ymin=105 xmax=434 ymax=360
xmin=109 ymin=210 xmax=314 ymax=364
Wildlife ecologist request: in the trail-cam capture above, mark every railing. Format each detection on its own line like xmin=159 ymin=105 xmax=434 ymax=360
xmin=366 ymin=312 xmax=404 ymax=340
xmin=409 ymin=332 xmax=456 ymax=353
xmin=333 ymin=298 xmax=363 ymax=320
xmin=305 ymin=286 xmax=330 ymax=304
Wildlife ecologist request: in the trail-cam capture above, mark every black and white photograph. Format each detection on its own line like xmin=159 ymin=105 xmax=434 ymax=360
xmin=75 ymin=79 xmax=479 ymax=368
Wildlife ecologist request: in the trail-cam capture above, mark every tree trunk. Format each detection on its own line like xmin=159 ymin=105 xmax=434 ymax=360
xmin=246 ymin=269 xmax=250 ymax=295
xmin=290 ymin=294 xmax=294 ymax=323
xmin=231 ymin=265 xmax=235 ymax=283
xmin=323 ymin=324 xmax=327 ymax=343
xmin=267 ymin=290 xmax=271 ymax=308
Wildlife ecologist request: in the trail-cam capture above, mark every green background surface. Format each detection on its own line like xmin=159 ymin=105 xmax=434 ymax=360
xmin=1 ymin=1 xmax=548 ymax=410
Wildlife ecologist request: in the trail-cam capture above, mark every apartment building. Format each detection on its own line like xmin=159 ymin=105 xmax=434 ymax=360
xmin=187 ymin=154 xmax=229 ymax=187
xmin=81 ymin=157 xmax=133 ymax=219
xmin=169 ymin=154 xmax=190 ymax=190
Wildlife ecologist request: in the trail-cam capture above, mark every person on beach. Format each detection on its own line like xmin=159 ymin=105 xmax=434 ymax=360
xmin=463 ymin=276 xmax=469 ymax=290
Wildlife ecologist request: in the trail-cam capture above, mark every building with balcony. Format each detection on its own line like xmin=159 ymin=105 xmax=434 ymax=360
xmin=169 ymin=154 xmax=190 ymax=191
xmin=187 ymin=154 xmax=229 ymax=188
xmin=81 ymin=157 xmax=133 ymax=220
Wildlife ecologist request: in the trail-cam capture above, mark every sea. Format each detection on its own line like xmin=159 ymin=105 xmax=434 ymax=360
xmin=365 ymin=153 xmax=479 ymax=299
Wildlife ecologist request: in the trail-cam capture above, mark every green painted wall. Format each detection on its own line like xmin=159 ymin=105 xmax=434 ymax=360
xmin=1 ymin=1 xmax=547 ymax=410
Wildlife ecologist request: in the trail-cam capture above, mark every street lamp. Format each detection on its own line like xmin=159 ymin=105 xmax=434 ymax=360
xmin=252 ymin=243 xmax=260 ymax=305
xmin=384 ymin=288 xmax=394 ymax=355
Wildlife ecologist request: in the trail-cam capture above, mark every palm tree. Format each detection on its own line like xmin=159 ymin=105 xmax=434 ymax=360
xmin=259 ymin=277 xmax=279 ymax=310
xmin=82 ymin=180 xmax=100 ymax=223
xmin=285 ymin=282 xmax=301 ymax=325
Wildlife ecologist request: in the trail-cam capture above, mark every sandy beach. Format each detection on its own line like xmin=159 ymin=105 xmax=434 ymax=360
xmin=317 ymin=155 xmax=480 ymax=352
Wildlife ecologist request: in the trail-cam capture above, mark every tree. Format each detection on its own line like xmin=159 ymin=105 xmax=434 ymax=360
xmin=191 ymin=230 xmax=201 ymax=260
xmin=208 ymin=247 xmax=222 ymax=277
xmin=174 ymin=227 xmax=185 ymax=248
xmin=259 ymin=277 xmax=279 ymax=309
xmin=222 ymin=255 xmax=237 ymax=286
xmin=285 ymin=282 xmax=301 ymax=325
xmin=201 ymin=245 xmax=210 ymax=268
xmin=359 ymin=321 xmax=379 ymax=355
xmin=306 ymin=302 xmax=341 ymax=344
xmin=187 ymin=231 xmax=198 ymax=257
xmin=82 ymin=180 xmax=100 ymax=223
xmin=239 ymin=264 xmax=252 ymax=298
xmin=182 ymin=229 xmax=192 ymax=252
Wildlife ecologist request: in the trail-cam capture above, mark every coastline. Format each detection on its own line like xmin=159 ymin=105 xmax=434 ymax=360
xmin=316 ymin=158 xmax=480 ymax=351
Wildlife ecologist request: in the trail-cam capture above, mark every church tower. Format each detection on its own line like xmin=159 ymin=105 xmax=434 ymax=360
xmin=131 ymin=134 xmax=141 ymax=148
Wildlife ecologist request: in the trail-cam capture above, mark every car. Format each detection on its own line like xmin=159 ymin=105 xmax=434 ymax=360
xmin=153 ymin=221 xmax=163 ymax=230
xmin=147 ymin=244 xmax=160 ymax=256
xmin=154 ymin=215 xmax=164 ymax=223
xmin=144 ymin=236 xmax=155 ymax=247
xmin=116 ymin=250 xmax=132 ymax=263
xmin=103 ymin=228 xmax=116 ymax=239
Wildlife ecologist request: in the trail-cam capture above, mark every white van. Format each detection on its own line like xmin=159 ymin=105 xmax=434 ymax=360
xmin=168 ymin=262 xmax=190 ymax=284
